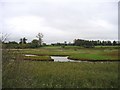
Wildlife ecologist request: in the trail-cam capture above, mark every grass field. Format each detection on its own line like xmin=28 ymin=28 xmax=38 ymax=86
xmin=2 ymin=61 xmax=118 ymax=88
xmin=2 ymin=46 xmax=119 ymax=88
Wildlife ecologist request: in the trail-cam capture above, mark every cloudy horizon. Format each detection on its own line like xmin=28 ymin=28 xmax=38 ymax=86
xmin=0 ymin=0 xmax=119 ymax=44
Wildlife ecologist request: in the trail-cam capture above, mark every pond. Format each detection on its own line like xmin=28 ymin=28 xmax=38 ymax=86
xmin=51 ymin=56 xmax=83 ymax=62
xmin=25 ymin=54 xmax=37 ymax=56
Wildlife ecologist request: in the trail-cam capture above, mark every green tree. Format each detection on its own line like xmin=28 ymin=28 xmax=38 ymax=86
xmin=113 ymin=41 xmax=117 ymax=46
xmin=31 ymin=39 xmax=39 ymax=48
xmin=19 ymin=38 xmax=22 ymax=44
xmin=23 ymin=37 xmax=27 ymax=44
xmin=19 ymin=37 xmax=27 ymax=44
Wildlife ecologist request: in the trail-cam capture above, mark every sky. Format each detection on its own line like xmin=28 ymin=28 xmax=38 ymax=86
xmin=0 ymin=0 xmax=119 ymax=44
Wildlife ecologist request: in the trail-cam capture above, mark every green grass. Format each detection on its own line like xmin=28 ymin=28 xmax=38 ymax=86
xmin=69 ymin=53 xmax=118 ymax=60
xmin=2 ymin=61 xmax=118 ymax=88
xmin=18 ymin=46 xmax=119 ymax=61
xmin=24 ymin=55 xmax=53 ymax=61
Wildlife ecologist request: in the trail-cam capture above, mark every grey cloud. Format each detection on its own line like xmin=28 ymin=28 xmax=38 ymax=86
xmin=0 ymin=0 xmax=118 ymax=43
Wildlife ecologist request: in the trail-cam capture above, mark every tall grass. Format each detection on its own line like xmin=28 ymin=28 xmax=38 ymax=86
xmin=3 ymin=61 xmax=118 ymax=88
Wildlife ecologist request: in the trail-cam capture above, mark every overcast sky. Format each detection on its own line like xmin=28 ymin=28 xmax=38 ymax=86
xmin=0 ymin=0 xmax=119 ymax=44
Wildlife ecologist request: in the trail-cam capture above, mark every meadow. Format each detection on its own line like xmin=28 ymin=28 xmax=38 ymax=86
xmin=2 ymin=46 xmax=119 ymax=88
xmin=20 ymin=46 xmax=119 ymax=61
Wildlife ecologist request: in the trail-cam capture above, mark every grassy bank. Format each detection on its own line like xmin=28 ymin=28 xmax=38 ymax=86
xmin=24 ymin=55 xmax=53 ymax=61
xmin=2 ymin=61 xmax=118 ymax=88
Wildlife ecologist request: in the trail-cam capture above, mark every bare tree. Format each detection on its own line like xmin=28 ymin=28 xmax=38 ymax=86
xmin=0 ymin=33 xmax=9 ymax=43
xmin=36 ymin=33 xmax=44 ymax=46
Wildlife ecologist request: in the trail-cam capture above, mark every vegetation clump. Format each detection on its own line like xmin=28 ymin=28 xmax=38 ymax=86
xmin=24 ymin=55 xmax=53 ymax=61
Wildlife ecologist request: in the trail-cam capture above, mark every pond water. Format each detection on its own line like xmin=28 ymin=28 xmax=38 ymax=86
xmin=25 ymin=54 xmax=37 ymax=56
xmin=51 ymin=56 xmax=83 ymax=62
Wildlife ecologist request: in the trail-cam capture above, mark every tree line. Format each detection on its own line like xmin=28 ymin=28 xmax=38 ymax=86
xmin=51 ymin=39 xmax=120 ymax=48
xmin=3 ymin=39 xmax=120 ymax=49
xmin=73 ymin=39 xmax=120 ymax=48
xmin=1 ymin=32 xmax=120 ymax=49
